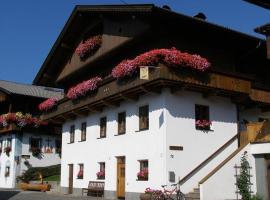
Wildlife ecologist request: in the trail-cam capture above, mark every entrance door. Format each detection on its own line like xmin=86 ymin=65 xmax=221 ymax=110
xmin=117 ymin=158 xmax=125 ymax=198
xmin=68 ymin=164 xmax=73 ymax=194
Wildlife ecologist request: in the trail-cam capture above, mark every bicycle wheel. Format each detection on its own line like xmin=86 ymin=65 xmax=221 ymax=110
xmin=151 ymin=191 xmax=165 ymax=200
xmin=176 ymin=192 xmax=186 ymax=200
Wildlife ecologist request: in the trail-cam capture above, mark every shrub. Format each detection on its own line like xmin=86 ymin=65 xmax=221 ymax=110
xmin=17 ymin=164 xmax=60 ymax=183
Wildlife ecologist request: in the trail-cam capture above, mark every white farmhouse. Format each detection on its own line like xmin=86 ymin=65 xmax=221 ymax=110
xmin=0 ymin=80 xmax=63 ymax=188
xmin=35 ymin=4 xmax=270 ymax=200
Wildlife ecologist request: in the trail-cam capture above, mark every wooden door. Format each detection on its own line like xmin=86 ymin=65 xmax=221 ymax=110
xmin=68 ymin=164 xmax=73 ymax=194
xmin=117 ymin=162 xmax=125 ymax=198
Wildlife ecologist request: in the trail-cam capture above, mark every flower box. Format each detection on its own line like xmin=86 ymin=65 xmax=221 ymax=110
xmin=38 ymin=98 xmax=58 ymax=112
xmin=75 ymin=35 xmax=102 ymax=59
xmin=111 ymin=47 xmax=211 ymax=79
xmin=137 ymin=169 xmax=148 ymax=181
xmin=96 ymin=171 xmax=105 ymax=180
xmin=195 ymin=120 xmax=212 ymax=130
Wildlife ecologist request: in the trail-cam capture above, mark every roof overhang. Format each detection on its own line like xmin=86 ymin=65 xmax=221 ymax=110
xmin=244 ymin=0 xmax=270 ymax=9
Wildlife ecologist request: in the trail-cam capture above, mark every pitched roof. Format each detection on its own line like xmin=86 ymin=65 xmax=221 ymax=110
xmin=244 ymin=0 xmax=270 ymax=9
xmin=33 ymin=4 xmax=265 ymax=86
xmin=0 ymin=80 xmax=64 ymax=99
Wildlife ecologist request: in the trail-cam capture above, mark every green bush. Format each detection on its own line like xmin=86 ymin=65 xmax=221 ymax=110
xmin=17 ymin=164 xmax=60 ymax=183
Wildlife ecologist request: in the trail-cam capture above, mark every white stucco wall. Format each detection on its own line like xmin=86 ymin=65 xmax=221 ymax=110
xmin=0 ymin=133 xmax=17 ymax=188
xmin=165 ymin=91 xmax=238 ymax=193
xmin=200 ymin=145 xmax=257 ymax=200
xmin=61 ymin=89 xmax=240 ymax=197
xmin=20 ymin=132 xmax=61 ymax=173
xmin=61 ymin=92 xmax=167 ymax=193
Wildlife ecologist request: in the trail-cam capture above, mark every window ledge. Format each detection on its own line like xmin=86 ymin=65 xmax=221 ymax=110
xmin=196 ymin=129 xmax=214 ymax=132
xmin=135 ymin=129 xmax=149 ymax=133
xmin=114 ymin=133 xmax=125 ymax=136
xmin=67 ymin=142 xmax=75 ymax=144
xmin=78 ymin=140 xmax=86 ymax=143
xmin=97 ymin=137 xmax=106 ymax=139
xmin=136 ymin=179 xmax=148 ymax=181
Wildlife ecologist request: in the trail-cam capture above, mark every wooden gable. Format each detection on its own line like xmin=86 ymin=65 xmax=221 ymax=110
xmin=57 ymin=16 xmax=150 ymax=83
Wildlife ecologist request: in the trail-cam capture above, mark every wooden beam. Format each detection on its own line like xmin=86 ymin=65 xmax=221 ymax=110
xmin=140 ymin=85 xmax=161 ymax=94
xmin=119 ymin=93 xmax=138 ymax=102
xmin=86 ymin=105 xmax=103 ymax=113
xmin=101 ymin=100 xmax=120 ymax=108
xmin=169 ymin=84 xmax=187 ymax=94
xmin=72 ymin=110 xmax=89 ymax=117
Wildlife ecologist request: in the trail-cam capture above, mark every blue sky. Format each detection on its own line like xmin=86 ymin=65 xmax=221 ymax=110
xmin=0 ymin=0 xmax=269 ymax=84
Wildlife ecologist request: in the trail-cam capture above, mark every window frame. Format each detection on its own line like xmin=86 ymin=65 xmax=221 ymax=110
xmin=195 ymin=104 xmax=211 ymax=131
xmin=69 ymin=125 xmax=75 ymax=143
xmin=29 ymin=137 xmax=42 ymax=152
xmin=137 ymin=159 xmax=149 ymax=181
xmin=118 ymin=112 xmax=126 ymax=135
xmin=100 ymin=117 xmax=107 ymax=138
xmin=77 ymin=163 xmax=84 ymax=179
xmin=81 ymin=122 xmax=87 ymax=142
xmin=139 ymin=105 xmax=149 ymax=131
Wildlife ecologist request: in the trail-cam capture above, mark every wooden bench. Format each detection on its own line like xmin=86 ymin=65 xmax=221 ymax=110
xmin=82 ymin=181 xmax=105 ymax=198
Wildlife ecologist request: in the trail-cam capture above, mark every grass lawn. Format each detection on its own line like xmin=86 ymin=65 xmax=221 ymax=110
xmin=43 ymin=175 xmax=60 ymax=182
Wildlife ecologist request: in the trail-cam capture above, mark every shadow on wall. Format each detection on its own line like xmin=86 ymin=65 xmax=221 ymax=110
xmin=0 ymin=190 xmax=20 ymax=200
xmin=167 ymin=91 xmax=237 ymax=124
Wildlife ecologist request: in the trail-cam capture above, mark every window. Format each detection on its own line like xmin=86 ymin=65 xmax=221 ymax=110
xmin=29 ymin=137 xmax=42 ymax=152
xmin=55 ymin=139 xmax=61 ymax=154
xmin=0 ymin=140 xmax=2 ymax=154
xmin=81 ymin=122 xmax=87 ymax=141
xmin=97 ymin=162 xmax=105 ymax=179
xmin=6 ymin=138 xmax=12 ymax=150
xmin=70 ymin=125 xmax=75 ymax=143
xmin=5 ymin=166 xmax=10 ymax=177
xmin=137 ymin=160 xmax=148 ymax=181
xmin=100 ymin=117 xmax=107 ymax=138
xmin=77 ymin=164 xmax=84 ymax=179
xmin=118 ymin=112 xmax=126 ymax=135
xmin=195 ymin=105 xmax=211 ymax=130
xmin=139 ymin=105 xmax=149 ymax=130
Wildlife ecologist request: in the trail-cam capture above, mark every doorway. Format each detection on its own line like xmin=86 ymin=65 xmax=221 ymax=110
xmin=117 ymin=157 xmax=125 ymax=198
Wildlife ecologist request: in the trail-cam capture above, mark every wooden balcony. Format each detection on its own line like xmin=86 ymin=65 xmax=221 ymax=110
xmin=240 ymin=121 xmax=270 ymax=146
xmin=0 ymin=124 xmax=20 ymax=134
xmin=41 ymin=64 xmax=253 ymax=121
xmin=250 ymin=89 xmax=270 ymax=104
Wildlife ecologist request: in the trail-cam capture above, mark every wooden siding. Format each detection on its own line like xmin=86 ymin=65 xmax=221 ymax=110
xmin=57 ymin=17 xmax=150 ymax=83
xmin=41 ymin=64 xmax=252 ymax=120
xmin=250 ymin=88 xmax=270 ymax=104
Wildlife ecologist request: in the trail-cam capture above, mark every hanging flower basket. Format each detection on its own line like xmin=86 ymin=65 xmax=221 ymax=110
xmin=111 ymin=47 xmax=211 ymax=79
xmin=4 ymin=146 xmax=11 ymax=157
xmin=75 ymin=35 xmax=102 ymax=59
xmin=38 ymin=98 xmax=58 ymax=112
xmin=67 ymin=76 xmax=102 ymax=100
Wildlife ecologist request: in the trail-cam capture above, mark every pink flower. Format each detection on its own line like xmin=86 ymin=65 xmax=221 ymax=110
xmin=96 ymin=170 xmax=105 ymax=178
xmin=196 ymin=120 xmax=212 ymax=128
xmin=38 ymin=98 xmax=58 ymax=111
xmin=111 ymin=47 xmax=211 ymax=79
xmin=67 ymin=77 xmax=102 ymax=100
xmin=137 ymin=168 xmax=149 ymax=179
xmin=75 ymin=35 xmax=102 ymax=58
xmin=77 ymin=170 xmax=83 ymax=178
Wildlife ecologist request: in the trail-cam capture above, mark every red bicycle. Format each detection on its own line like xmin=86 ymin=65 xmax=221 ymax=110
xmin=151 ymin=183 xmax=185 ymax=200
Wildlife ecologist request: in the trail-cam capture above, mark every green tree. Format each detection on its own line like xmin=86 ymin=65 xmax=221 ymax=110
xmin=236 ymin=151 xmax=251 ymax=200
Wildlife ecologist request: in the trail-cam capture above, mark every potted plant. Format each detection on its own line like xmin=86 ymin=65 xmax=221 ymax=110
xmin=137 ymin=169 xmax=148 ymax=181
xmin=4 ymin=146 xmax=11 ymax=156
xmin=77 ymin=170 xmax=83 ymax=179
xmin=96 ymin=170 xmax=105 ymax=179
xmin=140 ymin=188 xmax=158 ymax=200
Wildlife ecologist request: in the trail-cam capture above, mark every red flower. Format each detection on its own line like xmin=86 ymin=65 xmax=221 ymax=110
xmin=137 ymin=168 xmax=149 ymax=179
xmin=75 ymin=35 xmax=102 ymax=59
xmin=111 ymin=47 xmax=211 ymax=79
xmin=195 ymin=120 xmax=212 ymax=128
xmin=96 ymin=170 xmax=105 ymax=179
xmin=38 ymin=98 xmax=58 ymax=112
xmin=67 ymin=76 xmax=102 ymax=100
xmin=77 ymin=170 xmax=83 ymax=179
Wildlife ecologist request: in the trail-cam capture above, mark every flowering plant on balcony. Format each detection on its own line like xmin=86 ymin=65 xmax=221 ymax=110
xmin=0 ymin=112 xmax=48 ymax=128
xmin=38 ymin=98 xmax=58 ymax=112
xmin=111 ymin=47 xmax=211 ymax=79
xmin=96 ymin=170 xmax=105 ymax=179
xmin=137 ymin=168 xmax=148 ymax=180
xmin=195 ymin=119 xmax=212 ymax=130
xmin=67 ymin=76 xmax=102 ymax=100
xmin=4 ymin=146 xmax=11 ymax=156
xmin=75 ymin=35 xmax=102 ymax=59
xmin=77 ymin=170 xmax=83 ymax=179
